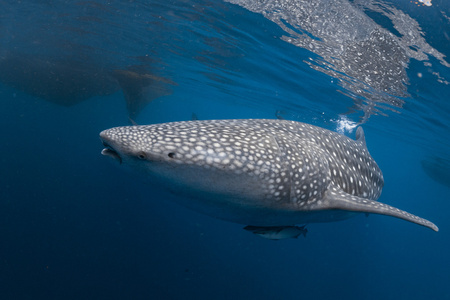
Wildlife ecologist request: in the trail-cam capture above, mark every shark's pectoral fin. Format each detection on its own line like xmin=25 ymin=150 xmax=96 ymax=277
xmin=319 ymin=186 xmax=438 ymax=232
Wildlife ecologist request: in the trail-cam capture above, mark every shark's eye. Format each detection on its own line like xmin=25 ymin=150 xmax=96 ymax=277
xmin=168 ymin=152 xmax=176 ymax=158
xmin=138 ymin=152 xmax=147 ymax=160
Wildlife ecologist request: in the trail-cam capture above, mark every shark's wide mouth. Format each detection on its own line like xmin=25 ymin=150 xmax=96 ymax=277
xmin=101 ymin=141 xmax=122 ymax=164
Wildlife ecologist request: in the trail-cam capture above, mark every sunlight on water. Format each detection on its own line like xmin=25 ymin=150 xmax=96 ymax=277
xmin=334 ymin=115 xmax=358 ymax=135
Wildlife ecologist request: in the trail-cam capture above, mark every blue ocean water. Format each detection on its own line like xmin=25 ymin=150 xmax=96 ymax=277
xmin=1 ymin=0 xmax=449 ymax=299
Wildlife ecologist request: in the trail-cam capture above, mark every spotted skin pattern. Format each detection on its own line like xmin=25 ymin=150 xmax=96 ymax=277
xmin=100 ymin=119 xmax=438 ymax=232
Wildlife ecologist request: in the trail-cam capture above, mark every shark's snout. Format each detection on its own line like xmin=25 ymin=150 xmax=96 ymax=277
xmin=100 ymin=131 xmax=122 ymax=164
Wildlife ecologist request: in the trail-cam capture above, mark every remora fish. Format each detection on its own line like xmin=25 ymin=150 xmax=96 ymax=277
xmin=100 ymin=119 xmax=438 ymax=238
xmin=244 ymin=225 xmax=307 ymax=240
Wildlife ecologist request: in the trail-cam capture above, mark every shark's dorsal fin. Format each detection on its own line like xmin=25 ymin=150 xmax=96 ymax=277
xmin=355 ymin=127 xmax=366 ymax=148
xmin=128 ymin=117 xmax=139 ymax=126
xmin=112 ymin=68 xmax=173 ymax=119
xmin=317 ymin=186 xmax=438 ymax=232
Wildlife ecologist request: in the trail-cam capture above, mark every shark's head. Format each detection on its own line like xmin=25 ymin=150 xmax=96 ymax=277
xmin=99 ymin=121 xmax=285 ymax=206
xmin=100 ymin=125 xmax=178 ymax=167
xmin=100 ymin=124 xmax=198 ymax=183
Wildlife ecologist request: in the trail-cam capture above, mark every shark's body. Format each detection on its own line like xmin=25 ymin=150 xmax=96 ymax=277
xmin=100 ymin=119 xmax=438 ymax=235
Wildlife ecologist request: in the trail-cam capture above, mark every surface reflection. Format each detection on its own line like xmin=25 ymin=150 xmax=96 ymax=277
xmin=226 ymin=0 xmax=449 ymax=123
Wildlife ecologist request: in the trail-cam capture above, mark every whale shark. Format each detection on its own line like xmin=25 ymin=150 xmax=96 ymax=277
xmin=100 ymin=119 xmax=438 ymax=238
xmin=0 ymin=52 xmax=174 ymax=118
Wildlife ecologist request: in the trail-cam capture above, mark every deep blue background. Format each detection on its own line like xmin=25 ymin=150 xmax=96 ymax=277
xmin=1 ymin=0 xmax=449 ymax=299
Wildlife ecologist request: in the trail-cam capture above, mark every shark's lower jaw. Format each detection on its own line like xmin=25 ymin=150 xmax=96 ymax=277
xmin=101 ymin=142 xmax=122 ymax=164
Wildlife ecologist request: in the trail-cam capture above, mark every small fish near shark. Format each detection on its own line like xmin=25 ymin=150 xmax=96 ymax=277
xmin=100 ymin=119 xmax=438 ymax=240
xmin=244 ymin=225 xmax=307 ymax=240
